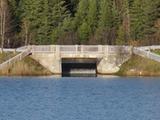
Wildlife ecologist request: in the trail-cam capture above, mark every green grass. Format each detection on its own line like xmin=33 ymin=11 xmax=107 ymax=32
xmin=152 ymin=49 xmax=160 ymax=55
xmin=117 ymin=55 xmax=160 ymax=76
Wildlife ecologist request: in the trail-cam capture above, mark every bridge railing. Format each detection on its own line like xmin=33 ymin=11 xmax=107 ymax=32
xmin=31 ymin=45 xmax=56 ymax=53
xmin=30 ymin=45 xmax=132 ymax=55
xmin=133 ymin=47 xmax=160 ymax=62
xmin=60 ymin=45 xmax=77 ymax=53
xmin=30 ymin=45 xmax=102 ymax=53
xmin=138 ymin=45 xmax=160 ymax=51
xmin=0 ymin=49 xmax=31 ymax=70
xmin=60 ymin=45 xmax=101 ymax=53
xmin=105 ymin=46 xmax=132 ymax=54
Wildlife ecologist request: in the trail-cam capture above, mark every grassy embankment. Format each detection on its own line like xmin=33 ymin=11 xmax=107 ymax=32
xmin=117 ymin=53 xmax=160 ymax=76
xmin=0 ymin=52 xmax=52 ymax=76
xmin=152 ymin=49 xmax=160 ymax=55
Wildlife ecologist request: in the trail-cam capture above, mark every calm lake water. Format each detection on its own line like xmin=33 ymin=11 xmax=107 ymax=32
xmin=0 ymin=76 xmax=160 ymax=120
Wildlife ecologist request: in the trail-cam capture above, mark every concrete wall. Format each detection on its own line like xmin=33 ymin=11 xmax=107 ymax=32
xmin=30 ymin=53 xmax=61 ymax=74
xmin=97 ymin=50 xmax=132 ymax=74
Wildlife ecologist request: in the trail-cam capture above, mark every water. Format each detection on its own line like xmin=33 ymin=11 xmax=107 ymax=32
xmin=0 ymin=76 xmax=160 ymax=120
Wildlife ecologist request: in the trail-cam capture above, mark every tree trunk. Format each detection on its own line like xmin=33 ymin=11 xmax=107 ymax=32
xmin=0 ymin=0 xmax=6 ymax=53
xmin=0 ymin=4 xmax=3 ymax=52
xmin=24 ymin=21 xmax=29 ymax=46
xmin=2 ymin=9 xmax=5 ymax=52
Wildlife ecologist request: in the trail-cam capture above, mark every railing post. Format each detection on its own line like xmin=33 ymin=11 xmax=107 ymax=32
xmin=98 ymin=45 xmax=102 ymax=53
xmin=104 ymin=45 xmax=108 ymax=56
xmin=14 ymin=49 xmax=16 ymax=54
xmin=30 ymin=45 xmax=34 ymax=53
xmin=81 ymin=45 xmax=84 ymax=53
xmin=131 ymin=46 xmax=134 ymax=55
xmin=76 ymin=45 xmax=78 ymax=54
xmin=56 ymin=45 xmax=60 ymax=55
xmin=51 ymin=45 xmax=55 ymax=53
xmin=50 ymin=45 xmax=53 ymax=52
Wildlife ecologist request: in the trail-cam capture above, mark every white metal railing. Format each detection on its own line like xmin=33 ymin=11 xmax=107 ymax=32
xmin=138 ymin=45 xmax=160 ymax=51
xmin=133 ymin=47 xmax=160 ymax=62
xmin=30 ymin=45 xmax=132 ymax=55
xmin=0 ymin=49 xmax=31 ymax=70
xmin=30 ymin=45 xmax=56 ymax=53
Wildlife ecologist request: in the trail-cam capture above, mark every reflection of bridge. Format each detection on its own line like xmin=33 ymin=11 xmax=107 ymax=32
xmin=1 ymin=45 xmax=160 ymax=75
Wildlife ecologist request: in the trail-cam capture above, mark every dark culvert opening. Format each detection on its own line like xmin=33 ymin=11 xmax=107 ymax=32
xmin=62 ymin=58 xmax=97 ymax=77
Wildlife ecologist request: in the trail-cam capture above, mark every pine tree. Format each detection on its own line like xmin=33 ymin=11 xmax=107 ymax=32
xmin=73 ymin=0 xmax=89 ymax=44
xmin=116 ymin=25 xmax=126 ymax=45
xmin=1 ymin=0 xmax=159 ymax=46
xmin=98 ymin=0 xmax=112 ymax=29
xmin=19 ymin=0 xmax=41 ymax=44
xmin=19 ymin=0 xmax=70 ymax=44
xmin=51 ymin=0 xmax=71 ymax=43
xmin=87 ymin=0 xmax=98 ymax=33
xmin=130 ymin=0 xmax=158 ymax=41
xmin=111 ymin=0 xmax=120 ymax=29
xmin=130 ymin=0 xmax=147 ymax=40
xmin=78 ymin=21 xmax=91 ymax=44
xmin=74 ymin=0 xmax=88 ymax=29
xmin=121 ymin=0 xmax=131 ymax=41
xmin=143 ymin=0 xmax=159 ymax=36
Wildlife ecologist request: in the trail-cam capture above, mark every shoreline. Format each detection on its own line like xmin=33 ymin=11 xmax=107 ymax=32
xmin=1 ymin=53 xmax=160 ymax=77
xmin=1 ymin=74 xmax=160 ymax=77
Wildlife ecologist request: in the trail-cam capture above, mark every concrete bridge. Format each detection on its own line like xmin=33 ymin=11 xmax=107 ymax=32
xmin=2 ymin=45 xmax=160 ymax=75
xmin=29 ymin=45 xmax=132 ymax=75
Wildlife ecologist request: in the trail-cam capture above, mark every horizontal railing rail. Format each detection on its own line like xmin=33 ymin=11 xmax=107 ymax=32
xmin=133 ymin=47 xmax=160 ymax=62
xmin=138 ymin=45 xmax=160 ymax=51
xmin=30 ymin=45 xmax=132 ymax=55
xmin=0 ymin=49 xmax=31 ymax=70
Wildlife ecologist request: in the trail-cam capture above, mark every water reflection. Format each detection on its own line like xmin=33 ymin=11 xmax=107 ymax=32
xmin=62 ymin=73 xmax=97 ymax=77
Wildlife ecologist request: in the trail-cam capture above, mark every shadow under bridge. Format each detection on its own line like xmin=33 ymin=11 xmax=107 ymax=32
xmin=62 ymin=58 xmax=98 ymax=77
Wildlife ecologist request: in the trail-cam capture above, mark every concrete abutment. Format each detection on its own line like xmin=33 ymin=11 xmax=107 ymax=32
xmin=30 ymin=53 xmax=62 ymax=75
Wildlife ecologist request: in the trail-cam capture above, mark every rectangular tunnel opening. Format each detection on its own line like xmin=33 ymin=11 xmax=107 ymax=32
xmin=62 ymin=58 xmax=97 ymax=77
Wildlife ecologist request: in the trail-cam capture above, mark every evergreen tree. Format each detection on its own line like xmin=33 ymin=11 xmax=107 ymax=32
xmin=74 ymin=0 xmax=88 ymax=29
xmin=78 ymin=21 xmax=90 ymax=44
xmin=19 ymin=0 xmax=70 ymax=44
xmin=116 ymin=25 xmax=126 ymax=45
xmin=87 ymin=0 xmax=98 ymax=33
xmin=130 ymin=0 xmax=159 ymax=41
xmin=144 ymin=0 xmax=159 ymax=36
xmin=130 ymin=0 xmax=147 ymax=40
xmin=111 ymin=0 xmax=120 ymax=29
xmin=0 ymin=0 xmax=159 ymax=46
xmin=121 ymin=0 xmax=130 ymax=41
xmin=51 ymin=0 xmax=71 ymax=43
xmin=98 ymin=0 xmax=112 ymax=29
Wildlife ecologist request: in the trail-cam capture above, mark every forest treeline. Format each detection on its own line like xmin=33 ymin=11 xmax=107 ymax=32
xmin=0 ymin=0 xmax=160 ymax=48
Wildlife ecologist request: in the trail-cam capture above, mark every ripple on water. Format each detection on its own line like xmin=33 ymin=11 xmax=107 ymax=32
xmin=0 ymin=77 xmax=160 ymax=120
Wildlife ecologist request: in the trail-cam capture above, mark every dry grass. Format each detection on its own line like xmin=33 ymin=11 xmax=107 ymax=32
xmin=0 ymin=52 xmax=17 ymax=64
xmin=0 ymin=54 xmax=52 ymax=76
xmin=117 ymin=55 xmax=160 ymax=76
